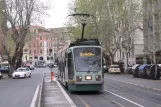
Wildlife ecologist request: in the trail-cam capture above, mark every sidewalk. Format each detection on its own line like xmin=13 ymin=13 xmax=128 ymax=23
xmin=1 ymin=73 xmax=9 ymax=79
xmin=42 ymin=68 xmax=76 ymax=107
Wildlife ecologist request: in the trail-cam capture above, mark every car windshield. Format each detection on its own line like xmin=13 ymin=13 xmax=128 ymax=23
xmin=110 ymin=65 xmax=119 ymax=68
xmin=16 ymin=68 xmax=26 ymax=72
xmin=74 ymin=47 xmax=101 ymax=72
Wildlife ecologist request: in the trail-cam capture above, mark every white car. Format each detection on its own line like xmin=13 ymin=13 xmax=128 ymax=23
xmin=108 ymin=65 xmax=121 ymax=74
xmin=12 ymin=67 xmax=31 ymax=79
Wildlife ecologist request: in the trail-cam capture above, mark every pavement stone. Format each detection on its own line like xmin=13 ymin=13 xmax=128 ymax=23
xmin=42 ymin=69 xmax=71 ymax=107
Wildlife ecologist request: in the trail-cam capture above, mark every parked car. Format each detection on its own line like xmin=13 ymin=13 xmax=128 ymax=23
xmin=0 ymin=66 xmax=10 ymax=73
xmin=12 ymin=67 xmax=31 ymax=79
xmin=0 ymin=72 xmax=3 ymax=79
xmin=25 ymin=63 xmax=35 ymax=70
xmin=29 ymin=64 xmax=35 ymax=70
xmin=108 ymin=65 xmax=121 ymax=74
xmin=132 ymin=64 xmax=140 ymax=78
xmin=157 ymin=64 xmax=161 ymax=75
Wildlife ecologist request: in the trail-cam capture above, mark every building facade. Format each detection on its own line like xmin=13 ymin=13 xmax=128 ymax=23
xmin=22 ymin=26 xmax=69 ymax=63
xmin=114 ymin=28 xmax=144 ymax=65
xmin=143 ymin=0 xmax=161 ymax=64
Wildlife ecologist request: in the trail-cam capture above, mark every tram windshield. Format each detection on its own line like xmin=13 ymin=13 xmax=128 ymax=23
xmin=74 ymin=47 xmax=101 ymax=72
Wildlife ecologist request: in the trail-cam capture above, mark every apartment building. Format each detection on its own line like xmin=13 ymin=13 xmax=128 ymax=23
xmin=22 ymin=26 xmax=69 ymax=62
xmin=143 ymin=0 xmax=161 ymax=64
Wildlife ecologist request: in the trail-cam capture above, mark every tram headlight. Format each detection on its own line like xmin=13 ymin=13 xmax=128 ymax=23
xmin=95 ymin=75 xmax=101 ymax=81
xmin=76 ymin=76 xmax=82 ymax=81
xmin=85 ymin=75 xmax=92 ymax=80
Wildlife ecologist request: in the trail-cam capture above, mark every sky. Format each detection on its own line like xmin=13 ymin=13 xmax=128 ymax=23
xmin=44 ymin=0 xmax=71 ymax=28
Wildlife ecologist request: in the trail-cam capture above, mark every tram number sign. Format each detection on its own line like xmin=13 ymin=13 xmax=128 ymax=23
xmin=80 ymin=52 xmax=95 ymax=56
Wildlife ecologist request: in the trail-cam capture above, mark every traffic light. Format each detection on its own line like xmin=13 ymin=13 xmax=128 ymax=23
xmin=49 ymin=49 xmax=52 ymax=53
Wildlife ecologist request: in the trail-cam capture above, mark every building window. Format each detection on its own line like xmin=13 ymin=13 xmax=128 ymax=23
xmin=29 ymin=50 xmax=31 ymax=54
xmin=34 ymin=29 xmax=36 ymax=34
xmin=34 ymin=56 xmax=38 ymax=59
xmin=46 ymin=37 xmax=48 ymax=40
xmin=40 ymin=36 xmax=42 ymax=40
xmin=33 ymin=43 xmax=36 ymax=47
xmin=29 ymin=43 xmax=31 ymax=47
xmin=40 ymin=43 xmax=42 ymax=47
xmin=34 ymin=50 xmax=36 ymax=54
xmin=24 ymin=49 xmax=28 ymax=52
xmin=47 ymin=49 xmax=48 ymax=54
xmin=40 ymin=49 xmax=42 ymax=54
xmin=47 ymin=56 xmax=49 ymax=60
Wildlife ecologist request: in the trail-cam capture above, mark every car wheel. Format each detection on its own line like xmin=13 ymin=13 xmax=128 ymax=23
xmin=29 ymin=74 xmax=31 ymax=78
xmin=13 ymin=77 xmax=15 ymax=79
xmin=24 ymin=74 xmax=26 ymax=78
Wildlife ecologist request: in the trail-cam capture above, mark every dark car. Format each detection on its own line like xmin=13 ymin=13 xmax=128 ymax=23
xmin=0 ymin=66 xmax=10 ymax=73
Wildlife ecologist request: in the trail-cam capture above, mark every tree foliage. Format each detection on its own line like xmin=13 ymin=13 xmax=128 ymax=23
xmin=67 ymin=0 xmax=142 ymax=66
xmin=0 ymin=0 xmax=49 ymax=76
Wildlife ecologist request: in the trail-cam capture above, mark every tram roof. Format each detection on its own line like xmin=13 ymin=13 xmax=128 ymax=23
xmin=69 ymin=39 xmax=101 ymax=47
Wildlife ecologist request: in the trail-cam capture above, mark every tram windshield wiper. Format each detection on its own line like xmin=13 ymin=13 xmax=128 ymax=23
xmin=87 ymin=65 xmax=94 ymax=73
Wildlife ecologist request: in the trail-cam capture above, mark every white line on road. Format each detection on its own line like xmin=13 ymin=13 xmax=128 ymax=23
xmin=104 ymin=89 xmax=144 ymax=107
xmin=105 ymin=78 xmax=161 ymax=96
xmin=30 ymin=85 xmax=40 ymax=107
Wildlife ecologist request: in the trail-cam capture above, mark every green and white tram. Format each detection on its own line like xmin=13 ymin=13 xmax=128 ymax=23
xmin=57 ymin=39 xmax=104 ymax=91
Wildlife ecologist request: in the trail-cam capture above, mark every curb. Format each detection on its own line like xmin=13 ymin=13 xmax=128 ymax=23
xmin=30 ymin=85 xmax=41 ymax=107
xmin=37 ymin=73 xmax=45 ymax=107
xmin=30 ymin=73 xmax=44 ymax=107
xmin=56 ymin=80 xmax=77 ymax=107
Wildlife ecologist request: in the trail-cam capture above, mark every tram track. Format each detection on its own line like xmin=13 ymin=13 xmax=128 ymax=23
xmin=103 ymin=80 xmax=161 ymax=107
xmin=104 ymin=80 xmax=161 ymax=98
xmin=100 ymin=94 xmax=126 ymax=107
xmin=75 ymin=92 xmax=126 ymax=107
xmin=76 ymin=95 xmax=92 ymax=107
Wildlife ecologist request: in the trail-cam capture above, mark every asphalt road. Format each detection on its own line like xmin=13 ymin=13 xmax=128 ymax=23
xmin=0 ymin=68 xmax=46 ymax=107
xmin=65 ymin=73 xmax=161 ymax=107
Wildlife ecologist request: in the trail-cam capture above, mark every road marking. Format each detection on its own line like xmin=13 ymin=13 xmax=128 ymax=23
xmin=56 ymin=80 xmax=77 ymax=107
xmin=30 ymin=85 xmax=40 ymax=107
xmin=122 ymin=90 xmax=161 ymax=107
xmin=105 ymin=78 xmax=161 ymax=96
xmin=76 ymin=95 xmax=91 ymax=107
xmin=101 ymin=94 xmax=125 ymax=107
xmin=104 ymin=89 xmax=144 ymax=107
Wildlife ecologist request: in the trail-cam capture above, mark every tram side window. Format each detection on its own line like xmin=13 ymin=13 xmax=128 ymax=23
xmin=65 ymin=52 xmax=67 ymax=66
xmin=68 ymin=52 xmax=74 ymax=79
xmin=68 ymin=52 xmax=72 ymax=67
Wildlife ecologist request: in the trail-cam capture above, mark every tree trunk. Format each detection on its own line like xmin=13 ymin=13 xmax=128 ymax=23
xmin=8 ymin=63 xmax=16 ymax=78
xmin=124 ymin=52 xmax=128 ymax=73
xmin=110 ymin=55 xmax=114 ymax=65
xmin=16 ymin=50 xmax=23 ymax=69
